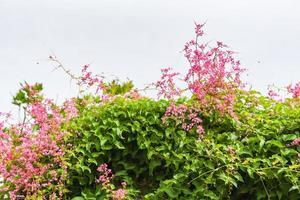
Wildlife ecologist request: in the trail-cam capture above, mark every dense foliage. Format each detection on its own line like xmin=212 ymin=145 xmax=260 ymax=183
xmin=63 ymin=93 xmax=300 ymax=200
xmin=1 ymin=23 xmax=300 ymax=199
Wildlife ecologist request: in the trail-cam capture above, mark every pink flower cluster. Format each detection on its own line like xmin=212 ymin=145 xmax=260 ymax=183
xmin=123 ymin=88 xmax=142 ymax=100
xmin=157 ymin=23 xmax=245 ymax=137
xmin=287 ymin=138 xmax=300 ymax=147
xmin=100 ymin=90 xmax=142 ymax=104
xmin=23 ymin=82 xmax=41 ymax=98
xmin=96 ymin=163 xmax=114 ymax=186
xmin=227 ymin=146 xmax=236 ymax=155
xmin=80 ymin=64 xmax=105 ymax=93
xmin=195 ymin=22 xmax=205 ymax=37
xmin=268 ymin=89 xmax=280 ymax=99
xmin=155 ymin=67 xmax=181 ymax=99
xmin=287 ymin=82 xmax=300 ymax=98
xmin=112 ymin=188 xmax=127 ymax=200
xmin=0 ymin=84 xmax=78 ymax=199
xmin=183 ymin=23 xmax=244 ymax=115
xmin=163 ymin=102 xmax=204 ymax=137
xmin=80 ymin=65 xmax=141 ymax=102
xmin=63 ymin=99 xmax=78 ymax=121
xmin=95 ymin=163 xmax=127 ymax=200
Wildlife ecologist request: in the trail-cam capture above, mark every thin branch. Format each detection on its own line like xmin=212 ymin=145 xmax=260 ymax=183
xmin=49 ymin=55 xmax=80 ymax=82
xmin=260 ymin=176 xmax=270 ymax=200
xmin=187 ymin=165 xmax=227 ymax=185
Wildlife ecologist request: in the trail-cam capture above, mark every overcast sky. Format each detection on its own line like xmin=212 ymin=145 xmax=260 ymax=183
xmin=1 ymin=0 xmax=300 ymax=114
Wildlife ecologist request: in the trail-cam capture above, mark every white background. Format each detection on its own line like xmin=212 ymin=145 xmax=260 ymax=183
xmin=1 ymin=0 xmax=300 ymax=114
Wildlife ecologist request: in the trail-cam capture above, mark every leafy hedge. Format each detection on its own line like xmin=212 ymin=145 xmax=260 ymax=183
xmin=63 ymin=92 xmax=300 ymax=199
xmin=1 ymin=23 xmax=300 ymax=200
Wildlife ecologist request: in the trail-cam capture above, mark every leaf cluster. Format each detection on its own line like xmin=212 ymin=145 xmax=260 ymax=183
xmin=63 ymin=91 xmax=300 ymax=199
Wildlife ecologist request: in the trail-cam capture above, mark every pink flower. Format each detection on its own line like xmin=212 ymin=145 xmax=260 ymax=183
xmin=0 ymin=85 xmax=69 ymax=199
xmin=194 ymin=22 xmax=205 ymax=36
xmin=157 ymin=23 xmax=245 ymax=140
xmin=95 ymin=164 xmax=128 ymax=199
xmin=112 ymin=188 xmax=127 ymax=200
xmin=121 ymin=181 xmax=127 ymax=188
xmin=63 ymin=99 xmax=78 ymax=121
xmin=227 ymin=146 xmax=236 ymax=155
xmin=155 ymin=67 xmax=181 ymax=99
xmin=163 ymin=103 xmax=204 ymax=137
xmin=268 ymin=89 xmax=279 ymax=99
xmin=287 ymin=82 xmax=300 ymax=98
xmin=287 ymin=138 xmax=300 ymax=147
xmin=79 ymin=64 xmax=105 ymax=93
xmin=96 ymin=163 xmax=113 ymax=185
xmin=161 ymin=23 xmax=244 ymax=117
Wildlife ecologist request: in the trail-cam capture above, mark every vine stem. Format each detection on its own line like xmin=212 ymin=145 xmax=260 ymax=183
xmin=49 ymin=55 xmax=85 ymax=94
xmin=260 ymin=176 xmax=270 ymax=200
xmin=49 ymin=55 xmax=80 ymax=81
xmin=187 ymin=164 xmax=227 ymax=185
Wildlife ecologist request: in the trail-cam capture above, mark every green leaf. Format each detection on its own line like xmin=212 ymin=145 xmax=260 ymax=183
xmin=163 ymin=187 xmax=179 ymax=199
xmin=266 ymin=140 xmax=284 ymax=148
xmin=204 ymin=191 xmax=219 ymax=200
xmin=72 ymin=197 xmax=85 ymax=200
xmin=149 ymin=159 xmax=161 ymax=176
xmin=233 ymin=173 xmax=244 ymax=183
xmin=289 ymin=185 xmax=299 ymax=192
xmin=247 ymin=168 xmax=255 ymax=179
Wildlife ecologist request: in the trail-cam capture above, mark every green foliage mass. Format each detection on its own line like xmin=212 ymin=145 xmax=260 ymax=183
xmin=102 ymin=80 xmax=134 ymax=96
xmin=63 ymin=90 xmax=300 ymax=199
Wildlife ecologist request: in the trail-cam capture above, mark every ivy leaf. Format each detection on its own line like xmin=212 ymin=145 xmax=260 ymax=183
xmin=71 ymin=197 xmax=85 ymax=200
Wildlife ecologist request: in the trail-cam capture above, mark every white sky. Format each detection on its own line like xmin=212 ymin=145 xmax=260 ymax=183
xmin=1 ymin=0 xmax=300 ymax=114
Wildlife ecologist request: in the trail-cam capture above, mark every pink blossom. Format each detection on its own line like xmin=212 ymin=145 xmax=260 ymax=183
xmin=183 ymin=24 xmax=244 ymax=115
xmin=0 ymin=84 xmax=70 ymax=199
xmin=112 ymin=188 xmax=127 ymax=200
xmin=96 ymin=163 xmax=113 ymax=185
xmin=157 ymin=23 xmax=245 ymax=140
xmin=227 ymin=146 xmax=236 ymax=155
xmin=155 ymin=67 xmax=181 ymax=99
xmin=194 ymin=22 xmax=205 ymax=36
xmin=121 ymin=181 xmax=127 ymax=188
xmin=95 ymin=164 xmax=128 ymax=199
xmin=287 ymin=138 xmax=300 ymax=147
xmin=163 ymin=103 xmax=204 ymax=137
xmin=157 ymin=23 xmax=245 ymax=122
xmin=63 ymin=99 xmax=78 ymax=120
xmin=268 ymin=89 xmax=279 ymax=99
xmin=287 ymin=82 xmax=300 ymax=98
xmin=79 ymin=64 xmax=105 ymax=92
xmin=124 ymin=90 xmax=141 ymax=100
